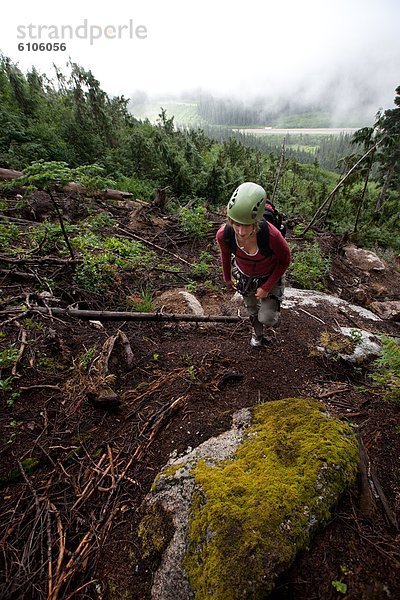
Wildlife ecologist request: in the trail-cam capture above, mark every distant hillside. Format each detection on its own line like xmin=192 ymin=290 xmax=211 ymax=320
xmin=130 ymin=101 xmax=206 ymax=127
xmin=129 ymin=97 xmax=371 ymax=129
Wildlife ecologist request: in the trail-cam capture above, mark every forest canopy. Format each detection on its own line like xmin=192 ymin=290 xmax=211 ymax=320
xmin=0 ymin=55 xmax=399 ymax=251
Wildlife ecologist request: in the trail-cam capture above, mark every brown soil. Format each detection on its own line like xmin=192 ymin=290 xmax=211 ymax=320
xmin=0 ymin=198 xmax=399 ymax=599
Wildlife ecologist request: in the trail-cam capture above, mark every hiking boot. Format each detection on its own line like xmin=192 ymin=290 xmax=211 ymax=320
xmin=250 ymin=333 xmax=271 ymax=348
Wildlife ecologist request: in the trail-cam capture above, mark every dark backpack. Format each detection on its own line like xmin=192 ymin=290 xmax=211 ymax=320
xmin=223 ymin=201 xmax=286 ymax=256
xmin=263 ymin=201 xmax=286 ymax=237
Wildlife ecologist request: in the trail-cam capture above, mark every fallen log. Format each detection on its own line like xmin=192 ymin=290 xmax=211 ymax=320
xmin=0 ymin=255 xmax=80 ymax=265
xmin=0 ymin=167 xmax=23 ymax=180
xmin=0 ymin=167 xmax=134 ymax=201
xmin=29 ymin=307 xmax=242 ymax=323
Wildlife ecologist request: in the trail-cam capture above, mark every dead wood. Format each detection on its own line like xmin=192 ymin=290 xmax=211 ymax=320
xmin=303 ymin=143 xmax=379 ymax=235
xmin=317 ymin=385 xmax=351 ymax=399
xmin=357 ymin=436 xmax=376 ymax=519
xmin=0 ymin=268 xmax=37 ymax=279
xmin=118 ymin=226 xmax=193 ymax=267
xmin=0 ymin=167 xmax=23 ymax=180
xmin=100 ymin=334 xmax=119 ymax=376
xmin=19 ymin=385 xmax=62 ymax=392
xmin=370 ymin=464 xmax=398 ymax=530
xmin=18 ymin=306 xmax=242 ymax=323
xmin=0 ymin=167 xmax=134 ymax=201
xmin=358 ymin=436 xmax=398 ymax=530
xmin=0 ymin=254 xmax=80 ymax=265
xmin=11 ymin=325 xmax=27 ymax=376
xmin=117 ymin=330 xmax=134 ymax=368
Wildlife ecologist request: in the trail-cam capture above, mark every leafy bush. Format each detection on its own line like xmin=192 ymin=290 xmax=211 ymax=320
xmin=103 ymin=237 xmax=156 ymax=268
xmin=0 ymin=347 xmax=19 ymax=368
xmin=74 ymin=254 xmax=118 ymax=293
xmin=292 ymin=223 xmax=314 ymax=240
xmin=371 ymin=336 xmax=400 ymax=402
xmin=0 ymin=223 xmax=19 ymax=249
xmin=71 ymin=231 xmax=102 ymax=251
xmin=84 ymin=212 xmax=115 ymax=230
xmin=114 ymin=176 xmax=155 ymax=200
xmin=290 ymin=242 xmax=330 ymax=290
xmin=178 ymin=205 xmax=212 ymax=238
xmin=191 ymin=251 xmax=213 ymax=277
xmin=32 ymin=221 xmax=78 ymax=254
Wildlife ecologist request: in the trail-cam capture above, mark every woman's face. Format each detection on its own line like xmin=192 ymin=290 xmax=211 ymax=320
xmin=231 ymin=222 xmax=255 ymax=238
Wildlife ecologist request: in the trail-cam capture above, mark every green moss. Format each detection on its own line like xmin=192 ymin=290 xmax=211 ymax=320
xmin=138 ymin=504 xmax=173 ymax=558
xmin=151 ymin=462 xmax=184 ymax=491
xmin=185 ymin=398 xmax=359 ymax=600
xmin=314 ymin=331 xmax=356 ymax=360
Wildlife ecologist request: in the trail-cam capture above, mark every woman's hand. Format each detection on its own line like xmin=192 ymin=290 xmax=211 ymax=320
xmin=255 ymin=287 xmax=268 ymax=299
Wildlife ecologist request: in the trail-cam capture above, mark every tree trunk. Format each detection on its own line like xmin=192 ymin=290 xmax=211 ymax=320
xmin=302 ymin=143 xmax=378 ymax=236
xmin=354 ymin=166 xmax=372 ymax=232
xmin=375 ymin=168 xmax=393 ymax=213
xmin=271 ymin=138 xmax=286 ymax=204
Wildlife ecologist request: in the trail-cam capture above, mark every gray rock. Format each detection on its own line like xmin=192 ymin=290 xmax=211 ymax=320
xmin=139 ymin=401 xmax=358 ymax=600
xmin=370 ymin=300 xmax=400 ymax=322
xmin=315 ymin=327 xmax=381 ymax=365
xmin=283 ymin=287 xmax=382 ymax=321
xmin=146 ymin=409 xmax=251 ymax=600
xmin=343 ymin=245 xmax=386 ymax=272
xmin=338 ymin=327 xmax=381 ymax=364
xmin=178 ymin=291 xmax=204 ymax=316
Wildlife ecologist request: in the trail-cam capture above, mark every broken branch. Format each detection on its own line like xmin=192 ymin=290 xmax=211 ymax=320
xmin=26 ymin=306 xmax=242 ymax=323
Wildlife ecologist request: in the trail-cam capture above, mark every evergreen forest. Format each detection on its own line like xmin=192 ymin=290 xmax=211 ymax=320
xmin=0 ymin=55 xmax=399 ymax=251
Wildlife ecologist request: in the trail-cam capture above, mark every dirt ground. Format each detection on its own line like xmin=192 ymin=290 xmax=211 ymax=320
xmin=0 ymin=197 xmax=399 ymax=599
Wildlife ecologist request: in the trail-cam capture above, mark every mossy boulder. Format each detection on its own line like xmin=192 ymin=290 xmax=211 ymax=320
xmin=139 ymin=398 xmax=359 ymax=600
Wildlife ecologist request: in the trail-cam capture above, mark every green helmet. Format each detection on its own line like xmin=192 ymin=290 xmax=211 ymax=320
xmin=227 ymin=182 xmax=266 ymax=224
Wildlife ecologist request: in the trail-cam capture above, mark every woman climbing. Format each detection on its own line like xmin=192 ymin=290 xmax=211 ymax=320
xmin=216 ymin=182 xmax=291 ymax=347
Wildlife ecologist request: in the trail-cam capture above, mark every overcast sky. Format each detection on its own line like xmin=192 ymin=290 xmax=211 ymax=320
xmin=1 ymin=0 xmax=399 ymax=113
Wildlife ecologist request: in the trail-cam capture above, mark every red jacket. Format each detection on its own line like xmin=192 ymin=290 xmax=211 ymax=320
xmin=216 ymin=222 xmax=291 ymax=293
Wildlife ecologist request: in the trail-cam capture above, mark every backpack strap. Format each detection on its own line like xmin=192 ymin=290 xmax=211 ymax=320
xmin=257 ymin=220 xmax=273 ymax=257
xmin=223 ymin=221 xmax=273 ymax=257
xmin=223 ymin=223 xmax=236 ymax=254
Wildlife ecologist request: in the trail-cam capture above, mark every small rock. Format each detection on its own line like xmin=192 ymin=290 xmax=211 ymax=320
xmin=315 ymin=327 xmax=381 ymax=365
xmin=343 ymin=245 xmax=386 ymax=272
xmin=338 ymin=327 xmax=381 ymax=364
xmin=178 ymin=291 xmax=204 ymax=316
xmin=370 ymin=300 xmax=400 ymax=322
xmin=88 ymin=387 xmax=121 ymax=409
xmin=156 ymin=289 xmax=204 ymax=315
xmin=89 ymin=320 xmax=105 ymax=329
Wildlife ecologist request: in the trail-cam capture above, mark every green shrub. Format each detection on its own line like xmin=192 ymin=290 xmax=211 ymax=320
xmin=371 ymin=336 xmax=400 ymax=402
xmin=103 ymin=237 xmax=156 ymax=268
xmin=191 ymin=251 xmax=213 ymax=277
xmin=84 ymin=212 xmax=115 ymax=230
xmin=71 ymin=231 xmax=102 ymax=251
xmin=292 ymin=223 xmax=314 ymax=240
xmin=290 ymin=242 xmax=330 ymax=290
xmin=74 ymin=254 xmax=118 ymax=293
xmin=0 ymin=346 xmax=19 ymax=368
xmin=114 ymin=176 xmax=155 ymax=200
xmin=179 ymin=205 xmax=212 ymax=238
xmin=31 ymin=221 xmax=77 ymax=254
xmin=130 ymin=288 xmax=154 ymax=312
xmin=0 ymin=223 xmax=19 ymax=249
